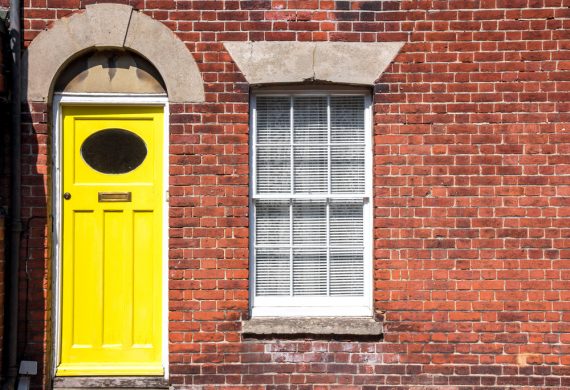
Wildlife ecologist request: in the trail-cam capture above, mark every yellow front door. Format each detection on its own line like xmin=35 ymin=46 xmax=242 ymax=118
xmin=58 ymin=105 xmax=164 ymax=376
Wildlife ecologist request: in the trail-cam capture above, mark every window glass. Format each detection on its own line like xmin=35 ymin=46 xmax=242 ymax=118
xmin=81 ymin=128 xmax=147 ymax=174
xmin=251 ymin=92 xmax=371 ymax=316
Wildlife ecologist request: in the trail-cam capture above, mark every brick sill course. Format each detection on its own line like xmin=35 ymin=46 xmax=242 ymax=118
xmin=242 ymin=317 xmax=383 ymax=336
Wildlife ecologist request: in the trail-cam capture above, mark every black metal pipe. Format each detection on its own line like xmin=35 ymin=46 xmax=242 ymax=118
xmin=4 ymin=0 xmax=21 ymax=386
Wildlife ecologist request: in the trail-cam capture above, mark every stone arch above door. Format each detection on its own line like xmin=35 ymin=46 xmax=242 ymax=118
xmin=23 ymin=3 xmax=205 ymax=103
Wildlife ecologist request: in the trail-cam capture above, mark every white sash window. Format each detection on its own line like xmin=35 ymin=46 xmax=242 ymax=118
xmin=251 ymin=90 xmax=373 ymax=317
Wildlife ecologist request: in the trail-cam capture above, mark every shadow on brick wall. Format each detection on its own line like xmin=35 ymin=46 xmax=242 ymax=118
xmin=18 ymin=100 xmax=49 ymax=389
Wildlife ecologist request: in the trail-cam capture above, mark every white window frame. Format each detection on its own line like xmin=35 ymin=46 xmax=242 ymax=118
xmin=249 ymin=88 xmax=373 ymax=317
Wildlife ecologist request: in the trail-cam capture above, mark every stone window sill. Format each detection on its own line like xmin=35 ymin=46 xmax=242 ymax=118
xmin=242 ymin=317 xmax=383 ymax=337
xmin=52 ymin=376 xmax=168 ymax=389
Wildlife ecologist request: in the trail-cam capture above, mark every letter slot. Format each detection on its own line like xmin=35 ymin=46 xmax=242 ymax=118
xmin=98 ymin=192 xmax=132 ymax=202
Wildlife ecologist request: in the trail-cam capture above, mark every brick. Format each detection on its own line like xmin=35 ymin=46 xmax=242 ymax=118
xmin=13 ymin=0 xmax=570 ymax=388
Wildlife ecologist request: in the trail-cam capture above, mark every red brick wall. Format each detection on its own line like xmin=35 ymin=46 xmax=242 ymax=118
xmin=20 ymin=0 xmax=570 ymax=388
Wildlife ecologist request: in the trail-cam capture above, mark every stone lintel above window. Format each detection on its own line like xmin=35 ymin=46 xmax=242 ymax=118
xmin=224 ymin=41 xmax=405 ymax=86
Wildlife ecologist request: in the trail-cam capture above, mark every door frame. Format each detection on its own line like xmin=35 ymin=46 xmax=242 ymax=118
xmin=51 ymin=93 xmax=170 ymax=378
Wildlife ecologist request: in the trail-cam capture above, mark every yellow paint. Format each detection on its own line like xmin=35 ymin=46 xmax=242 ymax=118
xmin=58 ymin=106 xmax=164 ymax=376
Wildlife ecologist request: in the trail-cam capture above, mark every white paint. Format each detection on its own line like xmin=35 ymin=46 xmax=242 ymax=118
xmin=51 ymin=93 xmax=170 ymax=379
xmin=249 ymin=88 xmax=373 ymax=317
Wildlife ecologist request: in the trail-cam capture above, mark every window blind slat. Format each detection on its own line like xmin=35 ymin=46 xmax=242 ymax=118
xmin=257 ymin=146 xmax=291 ymax=193
xmin=256 ymin=200 xmax=290 ymax=246
xmin=256 ymin=248 xmax=291 ymax=296
xmin=257 ymin=96 xmax=291 ymax=144
xmin=330 ymin=249 xmax=364 ymax=296
xmin=331 ymin=145 xmax=365 ymax=193
xmin=330 ymin=200 xmax=364 ymax=247
xmin=294 ymin=96 xmax=328 ymax=144
xmin=294 ymin=146 xmax=328 ymax=193
xmin=293 ymin=200 xmax=326 ymax=246
xmin=331 ymin=96 xmax=365 ymax=143
xmin=293 ymin=248 xmax=327 ymax=295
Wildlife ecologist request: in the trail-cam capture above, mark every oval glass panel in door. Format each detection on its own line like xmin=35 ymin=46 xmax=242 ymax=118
xmin=81 ymin=128 xmax=147 ymax=174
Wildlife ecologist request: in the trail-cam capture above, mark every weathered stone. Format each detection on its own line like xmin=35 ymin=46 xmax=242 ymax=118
xmin=23 ymin=3 xmax=205 ymax=103
xmin=224 ymin=41 xmax=314 ymax=84
xmin=314 ymin=41 xmax=404 ymax=85
xmin=242 ymin=317 xmax=383 ymax=336
xmin=84 ymin=4 xmax=132 ymax=48
xmin=224 ymin=41 xmax=405 ymax=86
xmin=23 ymin=13 xmax=80 ymax=102
xmin=52 ymin=376 xmax=169 ymax=388
xmin=124 ymin=11 xmax=204 ymax=103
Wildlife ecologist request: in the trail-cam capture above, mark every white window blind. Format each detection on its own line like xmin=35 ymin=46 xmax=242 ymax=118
xmin=251 ymin=91 xmax=372 ymax=317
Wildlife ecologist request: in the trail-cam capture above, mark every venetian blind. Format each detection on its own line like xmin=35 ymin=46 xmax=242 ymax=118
xmin=254 ymin=94 xmax=367 ymax=299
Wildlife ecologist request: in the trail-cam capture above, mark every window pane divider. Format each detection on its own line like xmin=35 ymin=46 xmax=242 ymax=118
xmin=256 ymin=142 xmax=366 ymax=147
xmin=255 ymin=245 xmax=365 ymax=249
xmin=289 ymin=96 xmax=294 ymax=195
xmin=253 ymin=194 xmax=369 ymax=199
xmin=289 ymin=97 xmax=294 ymax=296
xmin=326 ymin=95 xmax=331 ymax=296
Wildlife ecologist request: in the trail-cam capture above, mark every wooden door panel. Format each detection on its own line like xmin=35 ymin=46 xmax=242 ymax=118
xmin=58 ymin=106 xmax=163 ymax=376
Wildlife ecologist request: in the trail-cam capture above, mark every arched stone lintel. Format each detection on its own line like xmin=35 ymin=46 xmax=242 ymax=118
xmin=23 ymin=3 xmax=205 ymax=103
xmin=224 ymin=41 xmax=405 ymax=86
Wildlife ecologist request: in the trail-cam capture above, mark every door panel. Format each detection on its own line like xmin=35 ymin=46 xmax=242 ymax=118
xmin=133 ymin=210 xmax=156 ymax=346
xmin=58 ymin=105 xmax=164 ymax=376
